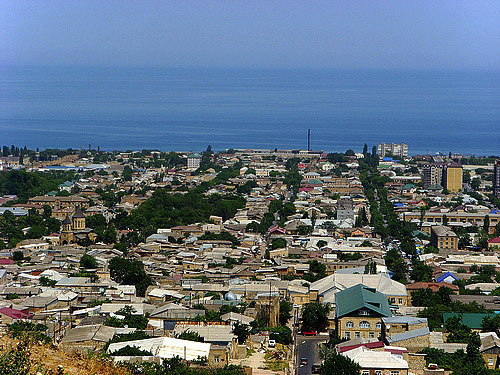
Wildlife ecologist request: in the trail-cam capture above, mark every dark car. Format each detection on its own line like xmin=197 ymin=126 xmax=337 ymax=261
xmin=299 ymin=358 xmax=308 ymax=367
xmin=311 ymin=364 xmax=321 ymax=374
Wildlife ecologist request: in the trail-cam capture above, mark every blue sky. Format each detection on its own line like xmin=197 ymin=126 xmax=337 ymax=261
xmin=1 ymin=1 xmax=499 ymax=69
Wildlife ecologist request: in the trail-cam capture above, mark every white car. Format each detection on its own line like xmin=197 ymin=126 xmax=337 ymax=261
xmin=268 ymin=339 xmax=276 ymax=348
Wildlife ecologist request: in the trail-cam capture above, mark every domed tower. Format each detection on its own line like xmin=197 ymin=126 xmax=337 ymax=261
xmin=60 ymin=215 xmax=74 ymax=245
xmin=72 ymin=206 xmax=86 ymax=231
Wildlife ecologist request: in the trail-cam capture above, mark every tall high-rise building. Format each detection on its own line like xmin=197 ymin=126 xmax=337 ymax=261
xmin=422 ymin=162 xmax=462 ymax=192
xmin=423 ymin=163 xmax=444 ymax=187
xmin=443 ymin=163 xmax=463 ymax=193
xmin=377 ymin=143 xmax=408 ymax=158
xmin=494 ymin=160 xmax=500 ymax=198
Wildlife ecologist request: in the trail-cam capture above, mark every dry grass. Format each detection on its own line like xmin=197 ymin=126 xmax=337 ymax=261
xmin=0 ymin=335 xmax=130 ymax=375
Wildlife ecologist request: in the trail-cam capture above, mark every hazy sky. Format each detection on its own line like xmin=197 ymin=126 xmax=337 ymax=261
xmin=1 ymin=1 xmax=499 ymax=69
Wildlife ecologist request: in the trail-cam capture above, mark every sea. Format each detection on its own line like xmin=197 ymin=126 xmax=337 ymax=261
xmin=0 ymin=66 xmax=498 ymax=156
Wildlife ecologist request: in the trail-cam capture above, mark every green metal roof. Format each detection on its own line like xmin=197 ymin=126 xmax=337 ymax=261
xmin=402 ymin=183 xmax=416 ymax=190
xmin=443 ymin=313 xmax=495 ymax=330
xmin=335 ymin=284 xmax=392 ymax=318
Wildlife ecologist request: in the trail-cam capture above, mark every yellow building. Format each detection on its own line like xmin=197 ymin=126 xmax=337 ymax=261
xmin=403 ymin=211 xmax=500 ymax=234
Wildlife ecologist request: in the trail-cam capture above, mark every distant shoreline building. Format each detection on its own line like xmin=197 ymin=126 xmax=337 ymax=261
xmin=377 ymin=143 xmax=408 ymax=159
xmin=187 ymin=153 xmax=202 ymax=169
xmin=494 ymin=160 xmax=500 ymax=198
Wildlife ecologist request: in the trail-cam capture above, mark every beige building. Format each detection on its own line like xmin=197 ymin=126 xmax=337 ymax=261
xmin=430 ymin=225 xmax=458 ymax=251
xmin=443 ymin=164 xmax=463 ymax=193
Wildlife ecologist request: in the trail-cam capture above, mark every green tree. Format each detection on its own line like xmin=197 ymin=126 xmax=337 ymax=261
xmin=319 ymin=351 xmax=360 ymax=375
xmin=269 ymin=326 xmax=292 ymax=345
xmin=80 ymin=253 xmax=98 ymax=269
xmin=233 ymin=322 xmax=250 ymax=344
xmin=316 ymin=240 xmax=327 ymax=248
xmin=483 ymin=215 xmax=490 ymax=232
xmin=481 ymin=314 xmax=500 ymax=332
xmin=108 ymin=257 xmax=153 ymax=297
xmin=12 ymin=251 xmax=24 ymax=262
xmin=175 ymin=329 xmax=203 ymax=342
xmin=411 ymin=260 xmax=433 ymax=282
xmin=110 ymin=345 xmax=152 ymax=356
xmin=270 ymin=237 xmax=287 ymax=249
xmin=301 ymin=302 xmax=330 ymax=332
xmin=39 ymin=276 xmax=57 ymax=287
xmin=122 ymin=166 xmax=133 ymax=181
xmin=279 ymin=299 xmax=293 ymax=326
xmin=364 ymin=261 xmax=377 ymax=274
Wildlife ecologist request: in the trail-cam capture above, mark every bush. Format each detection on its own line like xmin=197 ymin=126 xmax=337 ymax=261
xmin=7 ymin=321 xmax=51 ymax=345
xmin=269 ymin=326 xmax=292 ymax=345
xmin=110 ymin=345 xmax=152 ymax=356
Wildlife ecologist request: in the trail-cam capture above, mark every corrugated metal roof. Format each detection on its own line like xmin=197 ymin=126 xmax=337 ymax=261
xmin=387 ymin=327 xmax=430 ymax=343
xmin=335 ymin=284 xmax=392 ymax=318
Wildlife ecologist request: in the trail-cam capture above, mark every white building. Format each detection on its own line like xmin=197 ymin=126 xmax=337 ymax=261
xmin=187 ymin=153 xmax=202 ymax=169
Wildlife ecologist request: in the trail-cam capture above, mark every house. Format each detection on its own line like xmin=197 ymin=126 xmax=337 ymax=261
xmin=335 ymin=284 xmax=392 ymax=340
xmin=147 ymin=288 xmax=185 ymax=303
xmin=435 ymin=271 xmax=459 ymax=284
xmin=385 ymin=327 xmax=431 ymax=352
xmin=310 ymin=273 xmax=409 ymax=307
xmin=107 ymin=336 xmax=212 ymax=363
xmin=0 ymin=307 xmax=30 ymax=324
xmin=60 ymin=324 xmax=115 ymax=351
xmin=342 ymin=345 xmax=409 ymax=375
xmin=488 ymin=237 xmax=500 ymax=251
xmin=480 ymin=333 xmax=500 ymax=370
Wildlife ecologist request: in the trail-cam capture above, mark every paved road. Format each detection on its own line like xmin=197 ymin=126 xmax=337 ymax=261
xmin=297 ymin=336 xmax=325 ymax=375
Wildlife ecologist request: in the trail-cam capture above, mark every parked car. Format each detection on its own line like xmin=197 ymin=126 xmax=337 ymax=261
xmin=268 ymin=339 xmax=276 ymax=348
xmin=299 ymin=358 xmax=308 ymax=367
xmin=301 ymin=330 xmax=317 ymax=336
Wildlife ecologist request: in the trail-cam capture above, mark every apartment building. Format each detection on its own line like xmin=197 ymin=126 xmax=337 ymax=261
xmin=377 ymin=143 xmax=408 ymax=158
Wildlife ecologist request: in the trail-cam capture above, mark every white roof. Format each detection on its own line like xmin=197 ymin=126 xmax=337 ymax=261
xmin=310 ymin=273 xmax=407 ymax=304
xmin=39 ymin=269 xmax=64 ymax=281
xmin=343 ymin=346 xmax=408 ymax=369
xmin=148 ymin=288 xmax=184 ymax=299
xmin=107 ymin=336 xmax=211 ymax=361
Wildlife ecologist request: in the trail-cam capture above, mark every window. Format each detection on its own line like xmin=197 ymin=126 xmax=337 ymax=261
xmin=398 ymin=298 xmax=403 ymax=304
xmin=355 ymin=332 xmax=360 ymax=338
xmin=375 ymin=371 xmax=382 ymax=375
xmin=345 ymin=332 xmax=350 ymax=339
xmin=359 ymin=321 xmax=370 ymax=329
xmin=362 ymin=371 xmax=369 ymax=375
xmin=389 ymin=298 xmax=395 ymax=304
xmin=489 ymin=358 xmax=494 ymax=366
xmin=359 ymin=310 xmax=369 ymax=316
xmin=369 ymin=332 xmax=375 ymax=338
xmin=376 ymin=322 xmax=382 ymax=329
xmin=391 ymin=371 xmax=400 ymax=375
xmin=346 ymin=321 xmax=354 ymax=328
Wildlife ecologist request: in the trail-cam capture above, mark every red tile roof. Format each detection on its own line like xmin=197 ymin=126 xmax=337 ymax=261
xmin=488 ymin=237 xmax=500 ymax=244
xmin=0 ymin=307 xmax=30 ymax=320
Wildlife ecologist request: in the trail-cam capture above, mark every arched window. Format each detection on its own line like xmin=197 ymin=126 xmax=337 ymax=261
xmin=359 ymin=321 xmax=370 ymax=329
xmin=346 ymin=321 xmax=354 ymax=328
xmin=375 ymin=322 xmax=382 ymax=329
